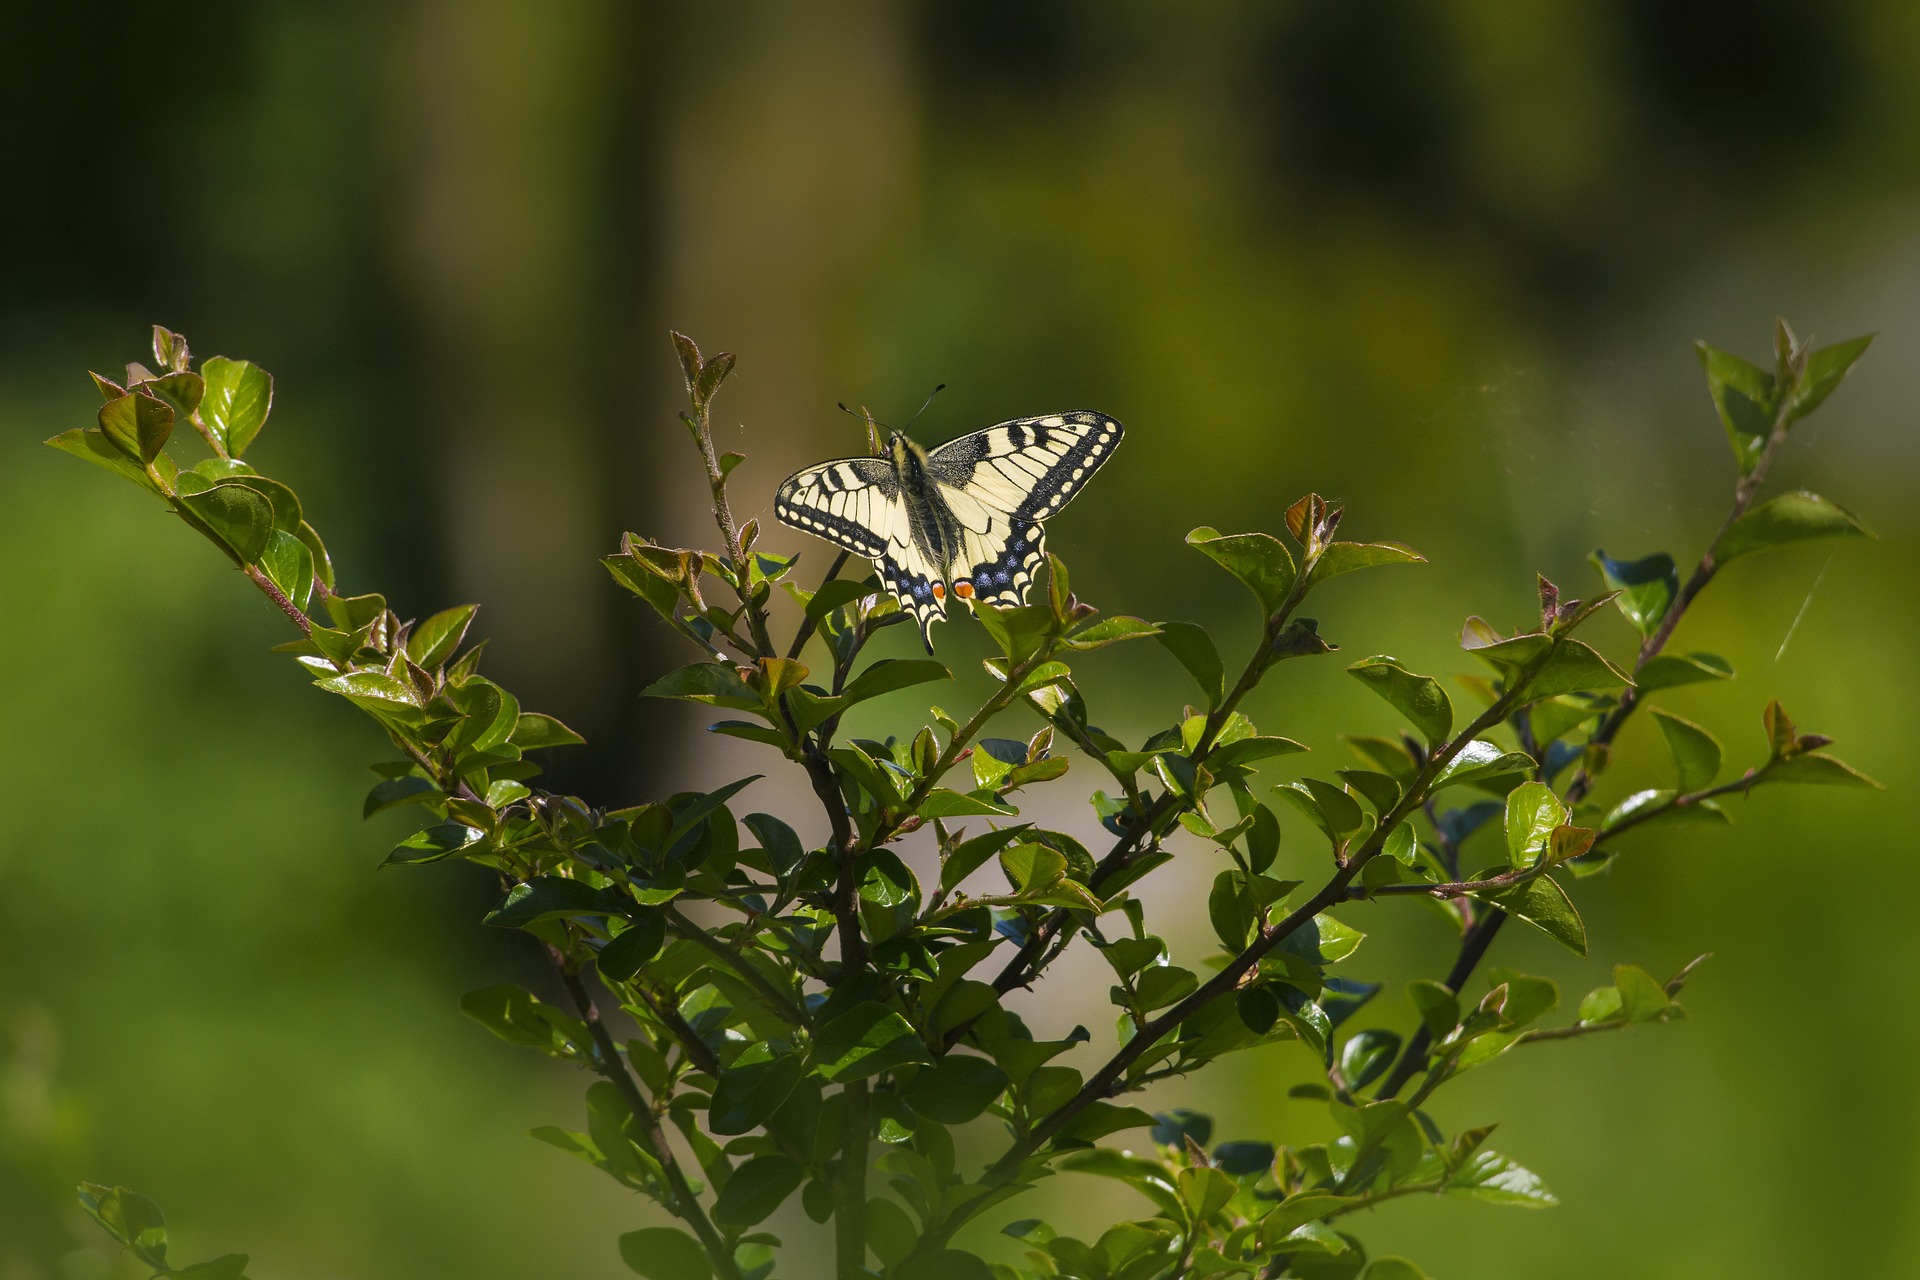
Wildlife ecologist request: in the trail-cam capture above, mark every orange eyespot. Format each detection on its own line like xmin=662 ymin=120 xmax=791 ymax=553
xmin=931 ymin=582 xmax=946 ymax=600
xmin=952 ymin=580 xmax=975 ymax=599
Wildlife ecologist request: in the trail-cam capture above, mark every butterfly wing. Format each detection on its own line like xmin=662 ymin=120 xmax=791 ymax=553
xmin=926 ymin=411 xmax=1122 ymax=606
xmin=775 ymin=454 xmax=949 ymax=647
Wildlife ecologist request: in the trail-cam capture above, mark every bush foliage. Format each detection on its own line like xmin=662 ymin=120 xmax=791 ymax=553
xmin=54 ymin=322 xmax=1878 ymax=1280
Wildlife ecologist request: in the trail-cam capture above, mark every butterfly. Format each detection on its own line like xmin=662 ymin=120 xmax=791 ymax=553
xmin=775 ymin=411 xmax=1124 ymax=649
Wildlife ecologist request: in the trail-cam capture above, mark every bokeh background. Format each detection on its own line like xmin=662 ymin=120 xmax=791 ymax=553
xmin=4 ymin=2 xmax=1918 ymax=1277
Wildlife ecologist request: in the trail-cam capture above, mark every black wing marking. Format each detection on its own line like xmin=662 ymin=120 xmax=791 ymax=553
xmin=955 ymin=522 xmax=1046 ymax=608
xmin=925 ymin=411 xmax=1123 ymax=527
xmin=774 ymin=456 xmax=903 ymax=558
xmin=876 ymin=545 xmax=948 ymax=651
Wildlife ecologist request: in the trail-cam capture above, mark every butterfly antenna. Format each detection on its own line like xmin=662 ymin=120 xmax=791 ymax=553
xmin=906 ymin=383 xmax=947 ymax=430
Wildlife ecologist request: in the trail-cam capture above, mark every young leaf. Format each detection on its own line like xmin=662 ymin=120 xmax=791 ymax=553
xmin=1444 ymin=1149 xmax=1558 ymax=1206
xmin=408 ymin=604 xmax=479 ymax=668
xmin=96 ymin=390 xmax=174 ymax=463
xmin=1154 ymin=621 xmax=1226 ymax=706
xmin=1347 ymin=656 xmax=1453 ymax=746
xmin=199 ymin=356 xmax=274 ymax=456
xmin=178 ymin=482 xmax=275 ymax=563
xmin=1636 ymin=651 xmax=1733 ymax=692
xmin=1589 ymin=549 xmax=1678 ymax=638
xmin=1308 ymin=540 xmax=1424 ymax=588
xmin=1696 ymin=341 xmax=1776 ymax=472
xmin=1476 ymin=874 xmax=1586 ymax=955
xmin=1503 ymin=782 xmax=1566 ymax=869
xmin=1765 ymin=752 xmax=1883 ymax=788
xmin=1186 ymin=527 xmax=1297 ymax=615
xmin=1715 ymin=491 xmax=1872 ymax=564
xmin=1651 ymin=709 xmax=1722 ymax=792
xmin=1788 ymin=334 xmax=1872 ymax=421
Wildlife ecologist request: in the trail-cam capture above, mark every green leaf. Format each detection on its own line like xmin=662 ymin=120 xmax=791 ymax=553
xmin=458 ymin=984 xmax=585 ymax=1059
xmin=1154 ymin=621 xmax=1226 ymax=706
xmin=1308 ymin=540 xmax=1424 ymax=588
xmin=1347 ymin=656 xmax=1452 ymax=746
xmin=363 ymin=775 xmax=440 ymax=818
xmin=618 ymin=1227 xmax=712 ymax=1280
xmin=838 ymin=658 xmax=952 ymax=706
xmin=47 ymin=426 xmax=166 ymax=491
xmin=1063 ymin=615 xmax=1162 ymax=650
xmin=1503 ymin=782 xmax=1566 ymax=869
xmin=1651 ymin=709 xmax=1721 ymax=792
xmin=596 ymin=915 xmax=667 ymax=981
xmin=1614 ymin=964 xmax=1671 ymax=1022
xmin=1590 ymin=549 xmax=1678 ymax=638
xmin=709 ymin=1049 xmax=807 ymax=1135
xmin=383 ymin=821 xmax=483 ymax=865
xmin=511 ymin=713 xmax=587 ymax=751
xmin=1789 ymin=334 xmax=1872 ymax=421
xmin=96 ymin=390 xmax=174 ymax=463
xmin=1696 ymin=341 xmax=1776 ymax=472
xmin=918 ymin=790 xmax=1018 ymax=819
xmin=810 ymin=1002 xmax=932 ymax=1081
xmin=408 ymin=604 xmax=479 ymax=668
xmin=484 ymin=877 xmax=612 ymax=929
xmin=199 ymin=356 xmax=274 ymax=457
xmin=1275 ymin=780 xmax=1364 ymax=843
xmin=1212 ymin=735 xmax=1308 ymax=769
xmin=1766 ymin=752 xmax=1883 ymax=788
xmin=77 ymin=1182 xmax=167 ymax=1254
xmin=1338 ymin=1028 xmax=1402 ymax=1092
xmin=1445 ymin=1149 xmax=1558 ymax=1207
xmin=1186 ymin=527 xmax=1297 ymax=615
xmin=866 ymin=1198 xmax=917 ymax=1267
xmin=1716 ymin=492 xmax=1872 ymax=564
xmin=258 ymin=529 xmax=314 ymax=613
xmin=903 ymin=1054 xmax=1009 ymax=1123
xmin=1477 ymin=873 xmax=1586 ymax=955
xmin=893 ymin=1249 xmax=994 ymax=1280
xmin=642 ymin=662 xmax=759 ymax=709
xmin=1406 ymin=980 xmax=1459 ymax=1039
xmin=1519 ymin=638 xmax=1632 ymax=701
xmin=178 ymin=481 xmax=275 ymax=563
xmin=1429 ymin=740 xmax=1534 ymax=792
xmin=1362 ymin=1260 xmax=1428 ymax=1280
xmin=1635 ymin=651 xmax=1733 ymax=692
xmin=712 ymin=1156 xmax=805 ymax=1227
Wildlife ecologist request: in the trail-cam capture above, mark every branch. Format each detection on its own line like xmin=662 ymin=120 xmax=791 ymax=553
xmin=1375 ymin=346 xmax=1811 ymax=1100
xmin=549 ymin=949 xmax=741 ymax=1280
xmin=991 ymin=569 xmax=1320 ymax=995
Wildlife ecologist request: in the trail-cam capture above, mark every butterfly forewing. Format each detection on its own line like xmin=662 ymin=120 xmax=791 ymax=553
xmin=773 ymin=457 xmax=901 ymax=558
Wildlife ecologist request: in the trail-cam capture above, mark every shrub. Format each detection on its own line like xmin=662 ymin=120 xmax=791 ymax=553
xmin=55 ymin=322 xmax=1878 ymax=1280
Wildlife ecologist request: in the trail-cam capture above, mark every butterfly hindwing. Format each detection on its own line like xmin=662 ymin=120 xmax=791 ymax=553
xmin=774 ymin=457 xmax=903 ymax=559
xmin=876 ymin=546 xmax=948 ymax=648
xmin=956 ymin=522 xmax=1045 ymax=608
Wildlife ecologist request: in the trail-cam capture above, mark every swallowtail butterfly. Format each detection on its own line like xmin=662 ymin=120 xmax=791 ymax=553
xmin=775 ymin=411 xmax=1124 ymax=649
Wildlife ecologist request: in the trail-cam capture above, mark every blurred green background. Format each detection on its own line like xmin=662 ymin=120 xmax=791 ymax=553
xmin=4 ymin=2 xmax=1916 ymax=1276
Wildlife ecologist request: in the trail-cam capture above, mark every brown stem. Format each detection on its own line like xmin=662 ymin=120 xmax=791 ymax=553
xmin=549 ymin=949 xmax=741 ymax=1280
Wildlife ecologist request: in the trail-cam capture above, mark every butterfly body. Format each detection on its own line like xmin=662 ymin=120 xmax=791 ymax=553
xmin=776 ymin=411 xmax=1123 ymax=648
